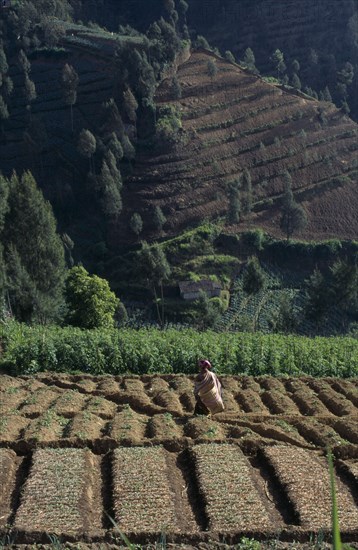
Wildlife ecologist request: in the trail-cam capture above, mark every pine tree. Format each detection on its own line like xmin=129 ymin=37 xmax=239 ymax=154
xmin=207 ymin=59 xmax=218 ymax=80
xmin=280 ymin=176 xmax=308 ymax=241
xmin=304 ymin=268 xmax=330 ymax=324
xmin=153 ymin=205 xmax=166 ymax=232
xmin=130 ymin=212 xmax=143 ymax=236
xmin=291 ymin=73 xmax=301 ymax=90
xmin=77 ymin=129 xmax=96 ymax=173
xmin=241 ymin=169 xmax=252 ymax=214
xmin=99 ymin=159 xmax=122 ymax=219
xmin=137 ymin=241 xmax=171 ymax=326
xmin=270 ymin=49 xmax=286 ymax=80
xmin=227 ymin=182 xmax=241 ymax=224
xmin=241 ymin=47 xmax=257 ymax=73
xmin=123 ymin=87 xmax=138 ymax=125
xmin=4 ymin=172 xmax=66 ymax=322
xmin=224 ymin=50 xmax=235 ymax=64
xmin=108 ymin=132 xmax=124 ymax=162
xmin=62 ymin=63 xmax=79 ymax=132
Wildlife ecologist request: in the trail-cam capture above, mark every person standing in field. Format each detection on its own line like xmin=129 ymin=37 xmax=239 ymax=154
xmin=194 ymin=359 xmax=225 ymax=415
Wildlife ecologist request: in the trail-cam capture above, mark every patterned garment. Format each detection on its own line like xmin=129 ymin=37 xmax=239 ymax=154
xmin=194 ymin=370 xmax=225 ymax=415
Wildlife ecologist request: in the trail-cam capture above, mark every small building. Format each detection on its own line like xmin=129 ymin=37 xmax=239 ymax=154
xmin=179 ymin=280 xmax=222 ymax=301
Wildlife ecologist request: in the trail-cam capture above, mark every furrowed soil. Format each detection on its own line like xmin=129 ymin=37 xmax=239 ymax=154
xmin=0 ymin=373 xmax=357 ymax=546
xmin=119 ymin=50 xmax=358 ymax=243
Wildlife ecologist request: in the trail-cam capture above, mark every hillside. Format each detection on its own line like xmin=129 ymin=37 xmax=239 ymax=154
xmin=119 ymin=50 xmax=358 ymax=243
xmin=187 ymin=0 xmax=358 ymax=121
xmin=0 ymin=373 xmax=358 ymax=545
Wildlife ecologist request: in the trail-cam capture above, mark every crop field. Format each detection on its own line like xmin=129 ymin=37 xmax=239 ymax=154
xmin=0 ymin=373 xmax=357 ymax=545
xmin=124 ymin=50 xmax=358 ymax=242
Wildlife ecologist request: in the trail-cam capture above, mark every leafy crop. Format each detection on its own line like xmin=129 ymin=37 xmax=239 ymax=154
xmin=0 ymin=321 xmax=357 ymax=377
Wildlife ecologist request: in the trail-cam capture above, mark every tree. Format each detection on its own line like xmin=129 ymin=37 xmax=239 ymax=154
xmin=195 ymin=290 xmax=219 ymax=330
xmin=130 ymin=212 xmax=143 ymax=236
xmin=18 ymin=49 xmax=30 ymax=74
xmin=241 ymin=169 xmax=252 ymax=214
xmin=65 ymin=266 xmax=119 ymax=329
xmin=270 ymin=49 xmax=286 ymax=80
xmin=123 ymin=87 xmax=138 ymax=125
xmin=153 ymin=205 xmax=166 ymax=232
xmin=98 ymin=158 xmax=122 ymax=219
xmin=171 ymin=76 xmax=182 ymax=99
xmin=24 ymin=75 xmax=36 ymax=118
xmin=224 ymin=50 xmax=235 ymax=64
xmin=0 ymin=95 xmax=9 ymax=121
xmin=121 ymin=134 xmax=135 ymax=160
xmin=291 ymin=73 xmax=301 ymax=90
xmin=291 ymin=59 xmax=300 ymax=73
xmin=330 ymin=259 xmax=358 ymax=312
xmin=269 ymin=293 xmax=297 ymax=334
xmin=227 ymin=182 xmax=241 ymax=224
xmin=108 ymin=132 xmax=123 ymax=162
xmin=243 ymin=256 xmax=266 ymax=294
xmin=207 ymin=59 xmax=218 ymax=80
xmin=62 ymin=63 xmax=79 ymax=132
xmin=279 ymin=171 xmax=307 ymax=240
xmin=77 ymin=129 xmax=96 ymax=173
xmin=4 ymin=171 xmax=66 ymax=323
xmin=304 ymin=268 xmax=330 ymax=324
xmin=137 ymin=241 xmax=171 ymax=326
xmin=241 ymin=47 xmax=257 ymax=73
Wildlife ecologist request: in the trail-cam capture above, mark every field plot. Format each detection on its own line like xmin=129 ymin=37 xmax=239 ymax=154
xmin=14 ymin=448 xmax=103 ymax=538
xmin=0 ymin=373 xmax=357 ymax=544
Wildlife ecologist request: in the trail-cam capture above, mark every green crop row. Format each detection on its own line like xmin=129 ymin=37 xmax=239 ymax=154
xmin=0 ymin=321 xmax=357 ymax=378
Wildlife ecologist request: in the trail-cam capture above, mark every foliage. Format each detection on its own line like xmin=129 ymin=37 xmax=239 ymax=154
xmin=3 ymin=172 xmax=66 ymax=323
xmin=155 ymin=104 xmax=182 ymax=147
xmin=1 ymin=321 xmax=357 ymax=377
xmin=243 ymin=257 xmax=266 ymax=295
xmin=130 ymin=213 xmax=143 ymax=236
xmin=64 ymin=266 xmax=119 ymax=329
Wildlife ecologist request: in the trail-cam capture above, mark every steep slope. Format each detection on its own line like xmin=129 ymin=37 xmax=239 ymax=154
xmin=187 ymin=0 xmax=358 ymax=120
xmin=118 ymin=50 xmax=358 ymax=243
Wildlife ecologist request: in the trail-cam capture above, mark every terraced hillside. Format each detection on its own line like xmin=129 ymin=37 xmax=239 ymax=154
xmin=1 ymin=373 xmax=357 ymax=545
xmin=121 ymin=50 xmax=358 ymax=242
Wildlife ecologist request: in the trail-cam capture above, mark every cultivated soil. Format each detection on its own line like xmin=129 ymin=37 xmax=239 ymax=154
xmin=0 ymin=373 xmax=357 ymax=546
xmin=120 ymin=50 xmax=358 ymax=243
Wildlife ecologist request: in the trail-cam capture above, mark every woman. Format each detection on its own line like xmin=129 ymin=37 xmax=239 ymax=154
xmin=194 ymin=359 xmax=224 ymax=415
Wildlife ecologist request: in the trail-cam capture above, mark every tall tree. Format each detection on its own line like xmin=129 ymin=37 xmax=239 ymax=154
xmin=241 ymin=169 xmax=253 ymax=214
xmin=270 ymin=49 xmax=286 ymax=81
xmin=227 ymin=181 xmax=241 ymax=224
xmin=279 ymin=172 xmax=308 ymax=240
xmin=4 ymin=172 xmax=66 ymax=322
xmin=77 ymin=129 xmax=96 ymax=173
xmin=62 ymin=63 xmax=79 ymax=132
xmin=130 ymin=212 xmax=143 ymax=237
xmin=207 ymin=59 xmax=218 ymax=81
xmin=153 ymin=205 xmax=166 ymax=232
xmin=241 ymin=47 xmax=257 ymax=73
xmin=137 ymin=241 xmax=171 ymax=326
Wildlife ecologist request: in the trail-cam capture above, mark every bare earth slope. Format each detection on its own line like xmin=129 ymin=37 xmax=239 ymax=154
xmin=121 ymin=51 xmax=358 ymax=242
xmin=0 ymin=373 xmax=357 ymax=545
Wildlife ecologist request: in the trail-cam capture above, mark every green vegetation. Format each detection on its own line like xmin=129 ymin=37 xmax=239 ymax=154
xmin=1 ymin=321 xmax=357 ymax=377
xmin=64 ymin=265 xmax=120 ymax=329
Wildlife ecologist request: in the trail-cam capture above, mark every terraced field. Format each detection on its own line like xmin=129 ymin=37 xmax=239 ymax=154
xmin=0 ymin=373 xmax=357 ymax=545
xmin=123 ymin=50 xmax=358 ymax=241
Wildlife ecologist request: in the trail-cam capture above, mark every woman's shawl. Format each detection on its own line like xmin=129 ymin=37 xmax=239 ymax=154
xmin=194 ymin=370 xmax=224 ymax=414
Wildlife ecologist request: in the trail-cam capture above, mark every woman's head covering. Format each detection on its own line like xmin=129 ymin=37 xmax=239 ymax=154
xmin=198 ymin=359 xmax=211 ymax=370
